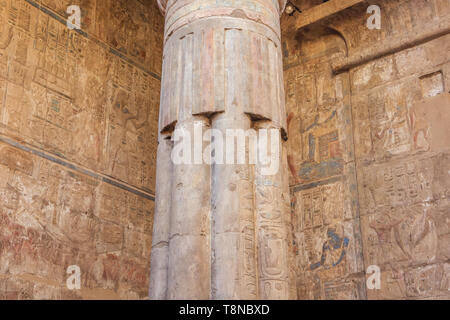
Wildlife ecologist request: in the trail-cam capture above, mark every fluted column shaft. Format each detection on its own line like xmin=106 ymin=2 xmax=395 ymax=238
xmin=150 ymin=0 xmax=295 ymax=300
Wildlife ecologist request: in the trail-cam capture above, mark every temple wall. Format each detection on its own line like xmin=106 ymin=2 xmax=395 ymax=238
xmin=0 ymin=0 xmax=163 ymax=299
xmin=283 ymin=0 xmax=450 ymax=300
xmin=1 ymin=0 xmax=448 ymax=301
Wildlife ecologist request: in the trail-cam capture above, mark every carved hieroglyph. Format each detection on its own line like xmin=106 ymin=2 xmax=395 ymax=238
xmin=0 ymin=0 xmax=162 ymax=299
xmin=283 ymin=0 xmax=450 ymax=300
xmin=0 ymin=0 xmax=162 ymax=194
xmin=150 ymin=0 xmax=295 ymax=300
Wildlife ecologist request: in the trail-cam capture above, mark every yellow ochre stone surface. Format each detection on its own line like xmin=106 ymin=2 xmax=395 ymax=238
xmin=0 ymin=0 xmax=449 ymax=300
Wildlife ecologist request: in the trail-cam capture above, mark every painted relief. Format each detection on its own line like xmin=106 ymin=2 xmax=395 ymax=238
xmin=0 ymin=0 xmax=161 ymax=300
xmin=0 ymin=0 xmax=162 ymax=193
xmin=284 ymin=0 xmax=449 ymax=300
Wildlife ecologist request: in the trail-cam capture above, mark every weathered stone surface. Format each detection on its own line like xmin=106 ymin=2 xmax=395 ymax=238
xmin=0 ymin=0 xmax=162 ymax=193
xmin=0 ymin=0 xmax=161 ymax=300
xmin=1 ymin=0 xmax=449 ymax=301
xmin=167 ymin=118 xmax=211 ymax=300
xmin=149 ymin=136 xmax=172 ymax=300
xmin=284 ymin=0 xmax=450 ymax=300
xmin=150 ymin=0 xmax=294 ymax=300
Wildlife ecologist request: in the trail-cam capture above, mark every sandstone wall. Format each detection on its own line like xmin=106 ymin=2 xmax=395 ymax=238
xmin=283 ymin=0 xmax=450 ymax=299
xmin=0 ymin=0 xmax=163 ymax=299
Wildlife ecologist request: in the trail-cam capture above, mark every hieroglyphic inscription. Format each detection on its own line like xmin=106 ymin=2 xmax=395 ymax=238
xmin=0 ymin=0 xmax=162 ymax=194
xmin=0 ymin=139 xmax=154 ymax=299
xmin=292 ymin=179 xmax=364 ymax=299
xmin=255 ymin=173 xmax=290 ymax=299
xmin=0 ymin=0 xmax=160 ymax=300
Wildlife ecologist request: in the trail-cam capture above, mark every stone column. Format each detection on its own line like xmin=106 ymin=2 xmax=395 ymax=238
xmin=254 ymin=121 xmax=292 ymax=299
xmin=211 ymin=113 xmax=257 ymax=300
xmin=149 ymin=135 xmax=172 ymax=299
xmin=167 ymin=118 xmax=211 ymax=300
xmin=150 ymin=0 xmax=294 ymax=300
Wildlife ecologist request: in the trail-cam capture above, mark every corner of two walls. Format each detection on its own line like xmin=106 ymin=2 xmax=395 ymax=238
xmin=282 ymin=0 xmax=450 ymax=300
xmin=0 ymin=0 xmax=163 ymax=299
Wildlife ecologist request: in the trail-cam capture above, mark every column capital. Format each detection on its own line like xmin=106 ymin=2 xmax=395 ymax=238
xmin=157 ymin=0 xmax=288 ymax=17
